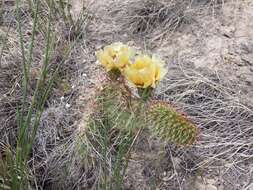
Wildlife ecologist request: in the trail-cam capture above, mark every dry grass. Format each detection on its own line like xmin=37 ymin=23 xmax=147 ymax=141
xmin=156 ymin=60 xmax=253 ymax=189
xmin=0 ymin=0 xmax=253 ymax=189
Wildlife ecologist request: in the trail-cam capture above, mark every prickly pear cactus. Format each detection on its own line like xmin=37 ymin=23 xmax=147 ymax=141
xmin=95 ymin=83 xmax=142 ymax=131
xmin=147 ymin=101 xmax=197 ymax=145
xmin=97 ymin=83 xmax=127 ymax=116
xmin=90 ymin=81 xmax=198 ymax=146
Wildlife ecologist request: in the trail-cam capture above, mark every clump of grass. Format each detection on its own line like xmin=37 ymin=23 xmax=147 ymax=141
xmin=114 ymin=0 xmax=190 ymax=38
xmin=0 ymin=0 xmax=55 ymax=189
xmin=129 ymin=0 xmax=187 ymax=34
xmin=0 ymin=0 xmax=89 ymax=189
xmin=123 ymin=0 xmax=225 ymax=36
xmin=53 ymin=0 xmax=91 ymax=40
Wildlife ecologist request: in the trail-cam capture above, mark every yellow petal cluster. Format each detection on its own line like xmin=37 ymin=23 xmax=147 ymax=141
xmin=96 ymin=42 xmax=135 ymax=71
xmin=124 ymin=55 xmax=167 ymax=88
xmin=96 ymin=42 xmax=167 ymax=89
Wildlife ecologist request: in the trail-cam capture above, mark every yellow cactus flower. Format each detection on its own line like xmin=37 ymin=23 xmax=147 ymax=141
xmin=124 ymin=55 xmax=167 ymax=88
xmin=152 ymin=55 xmax=167 ymax=82
xmin=96 ymin=42 xmax=135 ymax=71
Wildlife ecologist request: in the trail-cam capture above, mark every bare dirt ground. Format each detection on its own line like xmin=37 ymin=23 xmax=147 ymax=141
xmin=1 ymin=0 xmax=253 ymax=189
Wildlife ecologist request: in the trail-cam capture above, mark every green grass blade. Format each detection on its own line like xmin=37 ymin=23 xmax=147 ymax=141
xmin=27 ymin=0 xmax=40 ymax=73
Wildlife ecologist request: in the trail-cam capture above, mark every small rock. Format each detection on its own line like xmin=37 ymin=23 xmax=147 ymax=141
xmin=65 ymin=103 xmax=71 ymax=109
xmin=221 ymin=26 xmax=235 ymax=38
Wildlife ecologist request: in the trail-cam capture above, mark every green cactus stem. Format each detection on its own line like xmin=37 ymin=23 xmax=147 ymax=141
xmin=147 ymin=101 xmax=198 ymax=145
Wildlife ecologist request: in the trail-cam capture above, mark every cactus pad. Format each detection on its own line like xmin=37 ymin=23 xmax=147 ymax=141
xmin=147 ymin=101 xmax=198 ymax=145
xmin=94 ymin=83 xmax=142 ymax=131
